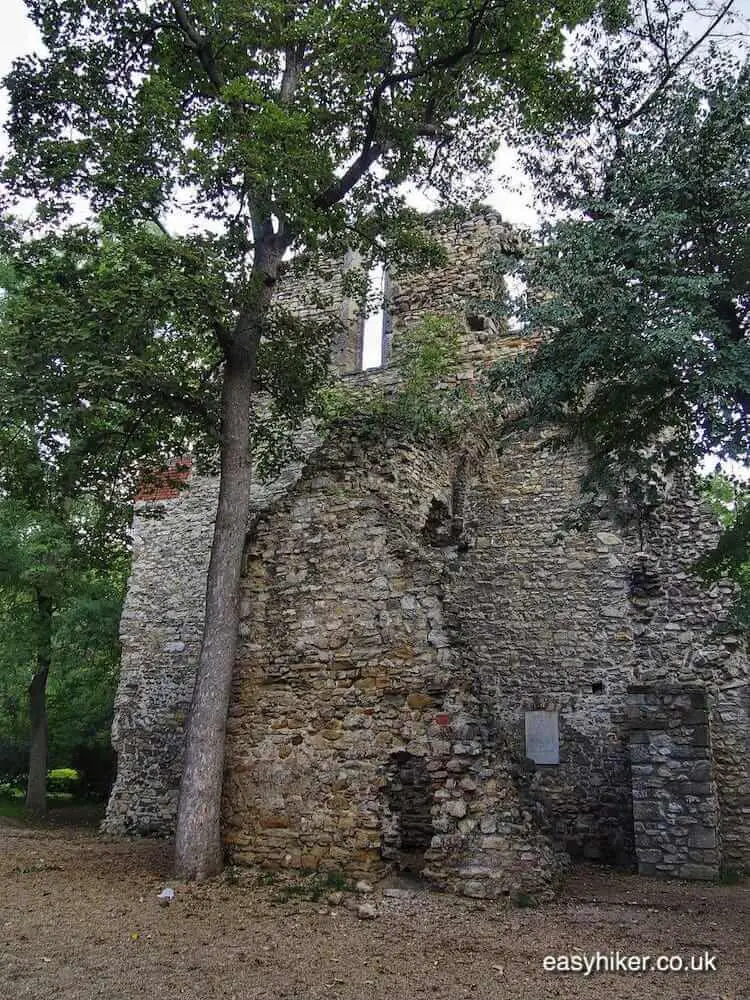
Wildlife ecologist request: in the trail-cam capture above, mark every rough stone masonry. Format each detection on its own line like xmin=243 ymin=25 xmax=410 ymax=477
xmin=104 ymin=207 xmax=749 ymax=897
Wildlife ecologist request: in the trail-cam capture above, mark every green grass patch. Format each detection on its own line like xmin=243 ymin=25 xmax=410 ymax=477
xmin=0 ymin=781 xmax=24 ymax=799
xmin=48 ymin=768 xmax=79 ymax=780
xmin=47 ymin=768 xmax=81 ymax=795
xmin=0 ymin=773 xmax=95 ymax=822
xmin=272 ymin=869 xmax=352 ymax=904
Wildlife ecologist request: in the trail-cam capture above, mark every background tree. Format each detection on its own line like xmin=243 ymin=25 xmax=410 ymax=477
xmin=492 ymin=38 xmax=749 ymax=601
xmin=0 ymin=516 xmax=124 ymax=807
xmin=0 ymin=586 xmax=38 ymax=787
xmin=0 ymin=237 xmax=200 ymax=812
xmin=699 ymin=475 xmax=750 ymax=627
xmin=2 ymin=0 xmax=624 ymax=877
xmin=0 ymin=498 xmax=81 ymax=813
xmin=515 ymin=0 xmax=748 ymax=207
xmin=0 ymin=377 xmax=132 ymax=813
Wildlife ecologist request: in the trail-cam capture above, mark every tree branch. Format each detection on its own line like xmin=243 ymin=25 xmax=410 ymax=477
xmin=170 ymin=0 xmax=226 ymax=93
xmin=615 ymin=0 xmax=736 ymax=129
xmin=279 ymin=43 xmax=305 ymax=105
xmin=313 ymin=0 xmax=495 ymax=211
xmin=314 ymin=143 xmax=386 ymax=211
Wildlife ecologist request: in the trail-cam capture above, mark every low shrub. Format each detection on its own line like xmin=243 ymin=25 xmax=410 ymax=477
xmin=47 ymin=767 xmax=81 ymax=796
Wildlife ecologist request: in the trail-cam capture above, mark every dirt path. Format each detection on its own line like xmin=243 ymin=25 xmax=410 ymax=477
xmin=0 ymin=819 xmax=747 ymax=1000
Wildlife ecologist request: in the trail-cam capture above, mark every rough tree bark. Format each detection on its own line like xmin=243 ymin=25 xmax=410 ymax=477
xmin=174 ymin=245 xmax=281 ymax=879
xmin=26 ymin=591 xmax=53 ymax=816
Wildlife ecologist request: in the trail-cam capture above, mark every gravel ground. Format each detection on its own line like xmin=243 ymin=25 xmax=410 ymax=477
xmin=1 ymin=817 xmax=748 ymax=1000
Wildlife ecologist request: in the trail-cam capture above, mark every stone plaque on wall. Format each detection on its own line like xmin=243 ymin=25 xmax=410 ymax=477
xmin=525 ymin=711 xmax=560 ymax=765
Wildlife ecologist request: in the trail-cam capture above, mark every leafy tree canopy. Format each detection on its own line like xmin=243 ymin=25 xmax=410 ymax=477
xmin=0 ymin=250 xmax=131 ymax=807
xmin=4 ymin=0 xmax=618 ymax=239
xmin=0 ymin=488 xmax=126 ymax=802
xmin=0 ymin=562 xmax=123 ymax=782
xmin=492 ymin=43 xmax=749 ymax=606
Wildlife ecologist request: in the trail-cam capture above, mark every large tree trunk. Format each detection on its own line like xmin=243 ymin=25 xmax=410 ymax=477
xmin=174 ymin=349 xmax=256 ymax=878
xmin=26 ymin=591 xmax=53 ymax=817
xmin=174 ymin=249 xmax=280 ymax=878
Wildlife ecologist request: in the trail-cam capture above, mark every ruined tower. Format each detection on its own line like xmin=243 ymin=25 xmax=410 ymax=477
xmin=104 ymin=208 xmax=750 ymax=893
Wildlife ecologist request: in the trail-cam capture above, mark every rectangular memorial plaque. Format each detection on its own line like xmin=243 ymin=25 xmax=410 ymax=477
xmin=525 ymin=710 xmax=560 ymax=765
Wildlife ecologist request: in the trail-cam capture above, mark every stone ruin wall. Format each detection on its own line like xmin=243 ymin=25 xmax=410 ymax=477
xmin=104 ymin=206 xmax=525 ymax=841
xmin=388 ymin=204 xmax=533 ymax=375
xmin=449 ymin=436 xmax=638 ymax=865
xmin=224 ymin=432 xmax=561 ymax=899
xmin=455 ymin=433 xmax=749 ymax=876
xmin=274 ymin=249 xmax=365 ymax=374
xmin=273 ymin=203 xmax=531 ymax=376
xmin=105 ymin=206 xmax=750 ymax=889
xmin=626 ymin=687 xmax=723 ymax=880
xmin=105 ymin=472 xmax=216 ymax=833
xmin=104 ymin=426 xmax=321 ymax=834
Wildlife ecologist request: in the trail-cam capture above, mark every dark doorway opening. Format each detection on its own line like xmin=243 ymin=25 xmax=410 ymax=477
xmin=382 ymin=751 xmax=435 ymax=874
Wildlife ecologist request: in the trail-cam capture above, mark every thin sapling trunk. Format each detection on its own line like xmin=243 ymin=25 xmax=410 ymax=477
xmin=26 ymin=591 xmax=53 ymax=816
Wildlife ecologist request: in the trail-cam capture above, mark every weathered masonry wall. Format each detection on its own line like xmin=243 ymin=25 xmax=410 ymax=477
xmin=104 ymin=473 xmax=217 ymax=833
xmin=103 ymin=425 xmax=321 ymax=834
xmin=105 ymin=206 xmax=530 ymax=840
xmin=274 ymin=250 xmax=365 ymax=375
xmin=106 ymin=206 xmax=750 ymax=889
xmin=450 ymin=432 xmax=749 ymax=873
xmin=389 ymin=205 xmax=533 ymax=376
xmin=224 ymin=432 xmax=561 ymax=899
xmin=626 ymin=687 xmax=722 ymax=880
xmin=445 ymin=437 xmax=637 ymax=865
xmin=274 ymin=204 xmax=532 ymax=377
xmin=627 ymin=507 xmax=750 ymax=874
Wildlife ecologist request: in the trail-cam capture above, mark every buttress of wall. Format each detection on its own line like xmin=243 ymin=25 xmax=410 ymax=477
xmin=626 ymin=501 xmax=750 ymax=872
xmin=104 ymin=476 xmax=219 ymax=833
xmin=223 ymin=429 xmax=562 ymax=899
xmin=446 ymin=428 xmax=749 ymax=870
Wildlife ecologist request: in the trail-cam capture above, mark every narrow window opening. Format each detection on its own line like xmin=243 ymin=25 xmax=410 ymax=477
xmin=362 ymin=263 xmax=386 ymax=369
xmin=335 ymin=249 xmax=365 ymax=374
xmin=381 ymin=268 xmax=393 ymax=364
